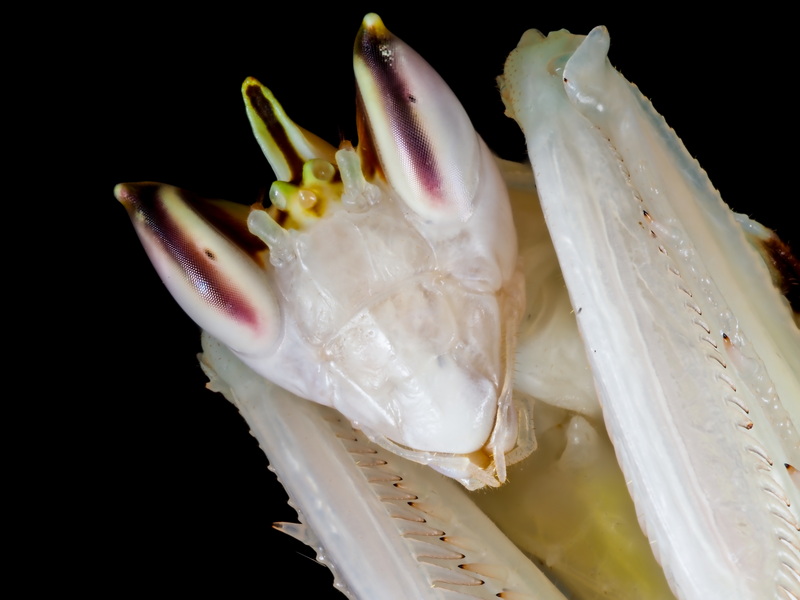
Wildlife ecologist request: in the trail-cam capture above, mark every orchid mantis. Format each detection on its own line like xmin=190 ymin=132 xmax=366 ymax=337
xmin=115 ymin=12 xmax=796 ymax=600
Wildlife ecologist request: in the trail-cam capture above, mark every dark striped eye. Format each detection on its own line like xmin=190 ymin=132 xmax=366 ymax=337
xmin=353 ymin=13 xmax=480 ymax=223
xmin=116 ymin=182 xmax=281 ymax=357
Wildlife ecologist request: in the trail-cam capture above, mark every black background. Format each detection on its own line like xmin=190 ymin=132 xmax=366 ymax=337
xmin=71 ymin=5 xmax=795 ymax=597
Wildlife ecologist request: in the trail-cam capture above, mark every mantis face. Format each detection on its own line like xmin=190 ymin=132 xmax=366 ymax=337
xmin=115 ymin=12 xmax=792 ymax=600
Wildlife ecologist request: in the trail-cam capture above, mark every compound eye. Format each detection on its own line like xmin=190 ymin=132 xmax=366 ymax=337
xmin=354 ymin=13 xmax=481 ymax=223
xmin=116 ymin=182 xmax=281 ymax=358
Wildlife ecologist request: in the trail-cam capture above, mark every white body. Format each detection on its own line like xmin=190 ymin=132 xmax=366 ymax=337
xmin=119 ymin=17 xmax=800 ymax=600
xmin=500 ymin=28 xmax=800 ymax=598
